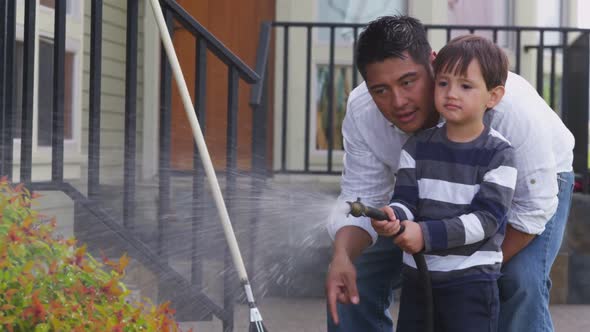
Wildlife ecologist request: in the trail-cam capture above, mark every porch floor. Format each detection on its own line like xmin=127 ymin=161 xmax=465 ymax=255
xmin=180 ymin=296 xmax=590 ymax=332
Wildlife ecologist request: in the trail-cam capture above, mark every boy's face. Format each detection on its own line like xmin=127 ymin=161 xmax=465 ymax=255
xmin=364 ymin=52 xmax=437 ymax=134
xmin=434 ymin=59 xmax=504 ymax=125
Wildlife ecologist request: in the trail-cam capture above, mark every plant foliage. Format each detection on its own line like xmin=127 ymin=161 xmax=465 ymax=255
xmin=0 ymin=179 xmax=188 ymax=331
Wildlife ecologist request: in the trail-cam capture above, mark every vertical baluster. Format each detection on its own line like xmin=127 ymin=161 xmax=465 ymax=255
xmin=536 ymin=30 xmax=544 ymax=95
xmin=52 ymin=0 xmax=66 ymax=182
xmin=3 ymin=0 xmax=15 ymax=180
xmin=124 ymin=0 xmax=139 ymax=229
xmin=352 ymin=26 xmax=358 ymax=88
xmin=515 ymin=29 xmax=522 ymax=74
xmin=191 ymin=37 xmax=207 ymax=288
xmin=560 ymin=31 xmax=568 ymax=121
xmin=20 ymin=0 xmax=36 ymax=183
xmin=223 ymin=65 xmax=239 ymax=332
xmin=327 ymin=26 xmax=335 ymax=173
xmin=549 ymin=47 xmax=556 ymax=109
xmin=304 ymin=26 xmax=312 ymax=172
xmin=158 ymin=7 xmax=173 ymax=259
xmin=280 ymin=26 xmax=289 ymax=172
xmin=0 ymin=1 xmax=7 ymax=175
xmin=88 ymin=0 xmax=103 ymax=199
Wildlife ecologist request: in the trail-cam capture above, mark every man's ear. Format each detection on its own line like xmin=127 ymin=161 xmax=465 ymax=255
xmin=486 ymin=85 xmax=505 ymax=109
xmin=430 ymin=51 xmax=437 ymax=63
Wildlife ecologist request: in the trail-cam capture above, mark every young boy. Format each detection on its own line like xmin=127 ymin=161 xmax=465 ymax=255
xmin=373 ymin=35 xmax=517 ymax=331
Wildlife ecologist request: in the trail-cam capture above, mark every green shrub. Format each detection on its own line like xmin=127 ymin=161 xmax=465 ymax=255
xmin=0 ymin=179 xmax=188 ymax=331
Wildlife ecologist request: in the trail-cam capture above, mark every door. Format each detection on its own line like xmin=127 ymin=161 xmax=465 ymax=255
xmin=170 ymin=0 xmax=275 ymax=171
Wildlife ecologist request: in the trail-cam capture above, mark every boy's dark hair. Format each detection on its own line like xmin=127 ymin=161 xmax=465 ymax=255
xmin=433 ymin=35 xmax=509 ymax=90
xmin=356 ymin=15 xmax=432 ymax=79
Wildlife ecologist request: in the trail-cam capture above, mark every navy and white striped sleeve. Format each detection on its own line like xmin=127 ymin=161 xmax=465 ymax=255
xmin=420 ymin=145 xmax=517 ymax=252
xmin=389 ymin=138 xmax=418 ymax=221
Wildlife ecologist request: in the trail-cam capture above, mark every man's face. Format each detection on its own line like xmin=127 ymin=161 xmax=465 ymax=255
xmin=364 ymin=52 xmax=437 ymax=133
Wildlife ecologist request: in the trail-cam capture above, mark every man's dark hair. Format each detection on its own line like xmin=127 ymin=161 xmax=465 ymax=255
xmin=355 ymin=15 xmax=432 ymax=79
xmin=433 ymin=35 xmax=509 ymax=89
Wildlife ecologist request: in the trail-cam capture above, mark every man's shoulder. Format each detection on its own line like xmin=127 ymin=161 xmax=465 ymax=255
xmin=347 ymin=82 xmax=377 ymax=118
xmin=487 ymin=127 xmax=514 ymax=150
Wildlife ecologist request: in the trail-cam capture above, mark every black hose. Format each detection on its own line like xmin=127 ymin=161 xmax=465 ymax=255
xmin=348 ymin=200 xmax=434 ymax=332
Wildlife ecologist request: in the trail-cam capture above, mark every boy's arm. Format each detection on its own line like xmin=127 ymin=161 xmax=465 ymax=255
xmin=389 ymin=142 xmax=419 ymax=221
xmin=419 ymin=146 xmax=517 ymax=253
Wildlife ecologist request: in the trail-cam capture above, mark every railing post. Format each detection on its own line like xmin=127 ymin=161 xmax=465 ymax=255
xmin=158 ymin=5 xmax=173 ymax=260
xmin=191 ymin=37 xmax=208 ymax=289
xmin=124 ymin=0 xmax=139 ymax=230
xmin=536 ymin=30 xmax=545 ymax=95
xmin=223 ymin=65 xmax=239 ymax=332
xmin=304 ymin=26 xmax=312 ymax=172
xmin=88 ymin=0 xmax=103 ymax=200
xmin=0 ymin=1 xmax=6 ymax=176
xmin=2 ymin=0 xmax=15 ymax=180
xmin=51 ymin=0 xmax=66 ymax=182
xmin=327 ymin=26 xmax=335 ymax=173
xmin=20 ymin=0 xmax=36 ymax=184
xmin=280 ymin=26 xmax=289 ymax=172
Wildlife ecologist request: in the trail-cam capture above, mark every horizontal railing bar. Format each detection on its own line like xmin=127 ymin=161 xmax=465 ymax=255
xmin=524 ymin=44 xmax=564 ymax=51
xmin=274 ymin=170 xmax=342 ymax=175
xmin=273 ymin=21 xmax=590 ymax=33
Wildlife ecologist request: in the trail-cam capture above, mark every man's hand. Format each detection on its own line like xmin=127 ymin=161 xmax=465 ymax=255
xmin=326 ymin=252 xmax=359 ymax=325
xmin=393 ymin=220 xmax=424 ymax=254
xmin=502 ymin=224 xmax=535 ymax=263
xmin=371 ymin=206 xmax=402 ymax=237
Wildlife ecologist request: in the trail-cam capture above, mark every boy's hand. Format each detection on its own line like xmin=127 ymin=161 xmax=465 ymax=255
xmin=371 ymin=206 xmax=401 ymax=237
xmin=393 ymin=220 xmax=424 ymax=254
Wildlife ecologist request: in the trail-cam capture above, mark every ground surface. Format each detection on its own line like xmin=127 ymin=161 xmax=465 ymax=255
xmin=181 ymin=296 xmax=590 ymax=332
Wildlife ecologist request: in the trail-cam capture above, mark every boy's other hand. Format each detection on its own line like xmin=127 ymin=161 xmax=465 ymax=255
xmin=393 ymin=220 xmax=424 ymax=254
xmin=371 ymin=206 xmax=401 ymax=237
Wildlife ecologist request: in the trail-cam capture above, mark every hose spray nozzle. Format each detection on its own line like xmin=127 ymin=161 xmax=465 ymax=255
xmin=346 ymin=197 xmax=389 ymax=221
xmin=345 ymin=198 xmax=405 ymax=236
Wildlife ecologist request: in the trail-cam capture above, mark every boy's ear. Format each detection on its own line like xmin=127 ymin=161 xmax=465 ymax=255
xmin=486 ymin=85 xmax=505 ymax=109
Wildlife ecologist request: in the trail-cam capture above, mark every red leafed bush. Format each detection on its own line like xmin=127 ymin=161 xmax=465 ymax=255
xmin=0 ymin=179 xmax=190 ymax=331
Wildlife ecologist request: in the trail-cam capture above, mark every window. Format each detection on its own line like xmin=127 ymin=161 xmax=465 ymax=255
xmin=317 ymin=0 xmax=407 ymax=43
xmin=315 ymin=65 xmax=354 ymax=151
xmin=12 ymin=41 xmax=75 ymax=146
xmin=37 ymin=40 xmax=75 ymax=146
xmin=313 ymin=1 xmax=407 ymax=152
xmin=12 ymin=1 xmax=83 ymax=155
xmin=447 ymin=0 xmax=513 ymax=47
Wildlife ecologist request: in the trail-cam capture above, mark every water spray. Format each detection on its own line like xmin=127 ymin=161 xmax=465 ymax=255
xmin=148 ymin=1 xmax=267 ymax=330
xmin=345 ymin=198 xmax=434 ymax=332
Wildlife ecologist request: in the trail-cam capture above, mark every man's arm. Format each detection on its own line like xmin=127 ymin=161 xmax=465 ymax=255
xmin=502 ymin=224 xmax=535 ymax=263
xmin=332 ymin=225 xmax=373 ymax=261
xmin=326 ymin=226 xmax=372 ymax=325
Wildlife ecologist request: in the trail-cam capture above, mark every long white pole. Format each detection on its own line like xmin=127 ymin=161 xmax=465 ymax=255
xmin=147 ymin=0 xmax=249 ymax=283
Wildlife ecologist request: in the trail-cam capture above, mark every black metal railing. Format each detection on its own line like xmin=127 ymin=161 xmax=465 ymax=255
xmin=259 ymin=21 xmax=590 ymax=192
xmin=0 ymin=0 xmax=263 ymax=330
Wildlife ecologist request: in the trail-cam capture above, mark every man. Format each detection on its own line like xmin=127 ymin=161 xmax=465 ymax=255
xmin=325 ymin=15 xmax=574 ymax=332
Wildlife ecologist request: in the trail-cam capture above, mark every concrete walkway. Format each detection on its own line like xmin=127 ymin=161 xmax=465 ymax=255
xmin=183 ymin=297 xmax=590 ymax=331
